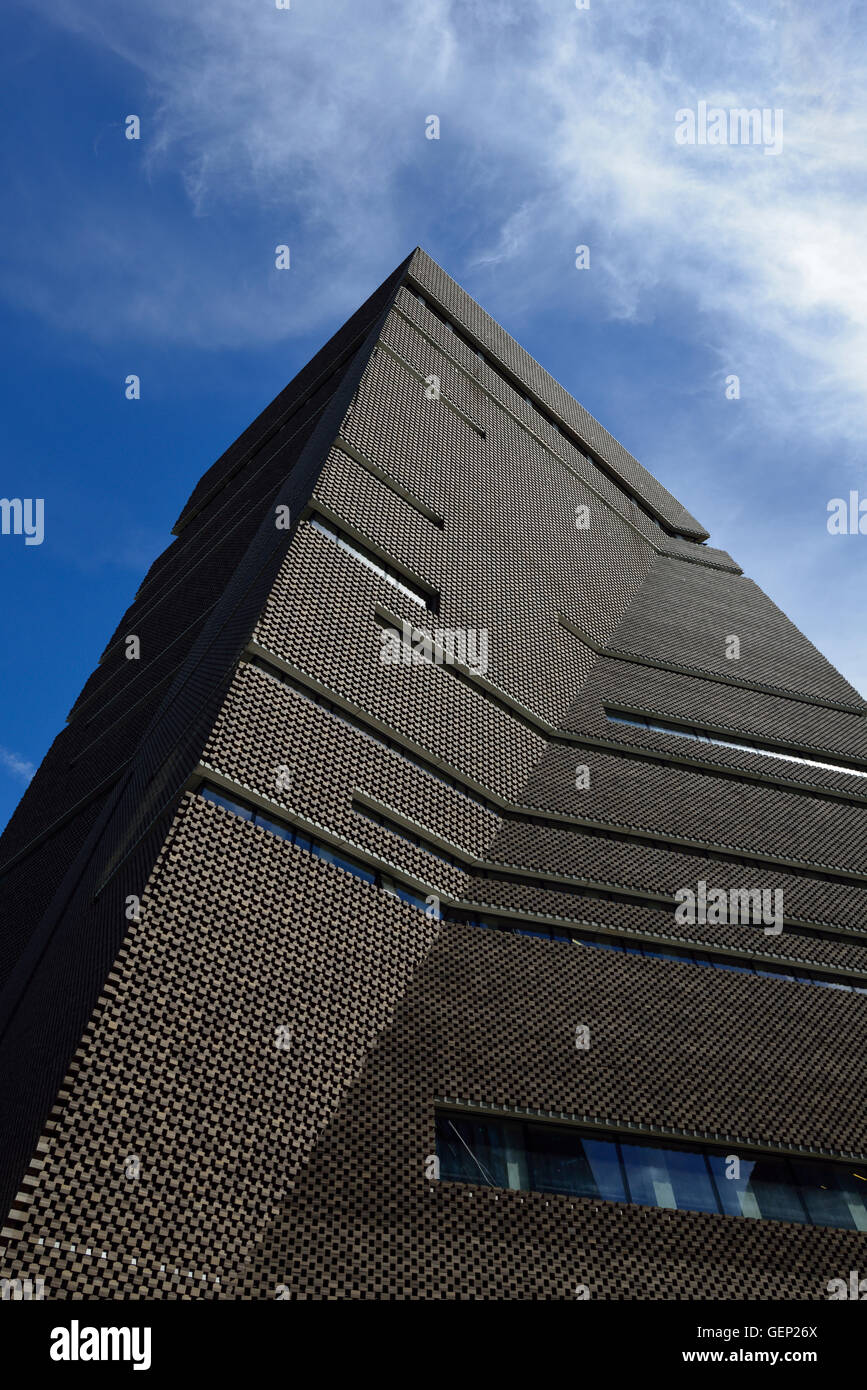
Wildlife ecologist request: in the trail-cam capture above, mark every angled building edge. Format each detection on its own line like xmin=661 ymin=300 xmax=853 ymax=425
xmin=0 ymin=249 xmax=865 ymax=1299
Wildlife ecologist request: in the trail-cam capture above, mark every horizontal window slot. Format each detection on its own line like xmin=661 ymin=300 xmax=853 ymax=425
xmin=201 ymin=784 xmax=373 ymax=882
xmin=197 ymin=783 xmax=867 ymax=993
xmin=199 ymin=784 xmax=436 ymax=914
xmin=243 ymin=644 xmax=867 ymax=896
xmin=607 ymin=709 xmax=867 ymax=781
xmin=351 ymin=799 xmax=867 ymax=952
xmin=435 ymin=1110 xmax=867 ymax=1231
xmin=378 ymin=609 xmax=867 ymax=810
xmin=243 ymin=651 xmax=498 ymax=813
xmin=357 ymin=803 xmax=460 ymax=866
xmin=393 ymin=308 xmax=735 ymax=586
xmin=378 ymin=339 xmax=486 ymax=437
xmin=309 ymin=512 xmax=438 ymax=611
xmin=451 ymin=912 xmax=867 ymax=993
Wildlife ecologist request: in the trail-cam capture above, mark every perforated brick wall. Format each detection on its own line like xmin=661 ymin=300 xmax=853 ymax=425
xmin=1 ymin=249 xmax=866 ymax=1300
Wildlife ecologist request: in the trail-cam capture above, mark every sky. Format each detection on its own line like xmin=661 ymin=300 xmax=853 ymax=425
xmin=1 ymin=0 xmax=866 ymax=834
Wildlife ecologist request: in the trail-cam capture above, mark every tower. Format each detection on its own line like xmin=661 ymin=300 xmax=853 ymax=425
xmin=1 ymin=249 xmax=866 ymax=1299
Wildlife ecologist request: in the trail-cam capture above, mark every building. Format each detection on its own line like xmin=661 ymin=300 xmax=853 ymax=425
xmin=1 ymin=248 xmax=866 ymax=1300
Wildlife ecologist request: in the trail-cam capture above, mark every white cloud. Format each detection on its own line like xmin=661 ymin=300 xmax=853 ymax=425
xmin=8 ymin=0 xmax=867 ymax=697
xmin=0 ymin=746 xmax=36 ymax=784
xmin=14 ymin=1 xmax=867 ymax=439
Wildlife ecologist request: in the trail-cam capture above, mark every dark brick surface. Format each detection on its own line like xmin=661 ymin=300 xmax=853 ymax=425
xmin=1 ymin=250 xmax=865 ymax=1300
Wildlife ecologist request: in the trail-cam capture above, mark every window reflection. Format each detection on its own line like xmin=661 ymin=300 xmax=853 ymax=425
xmin=435 ymin=1111 xmax=866 ymax=1231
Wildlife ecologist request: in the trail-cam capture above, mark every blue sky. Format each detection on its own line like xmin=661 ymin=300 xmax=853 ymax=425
xmin=1 ymin=0 xmax=866 ymax=833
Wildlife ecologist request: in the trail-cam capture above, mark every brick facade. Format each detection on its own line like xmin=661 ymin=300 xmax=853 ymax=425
xmin=1 ymin=249 xmax=865 ymax=1299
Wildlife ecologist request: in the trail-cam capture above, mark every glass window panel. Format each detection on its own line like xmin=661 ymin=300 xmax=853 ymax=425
xmin=312 ymin=843 xmax=338 ymax=867
xmin=436 ymin=1115 xmax=524 ymax=1189
xmin=254 ymin=814 xmax=293 ymax=841
xmin=395 ymin=886 xmax=427 ymax=911
xmin=605 ymin=711 xmax=867 ymax=779
xmin=201 ymin=787 xmax=252 ymax=819
xmin=313 ymin=843 xmax=376 ymax=883
xmin=435 ymin=1113 xmax=867 ymax=1231
xmin=526 ymin=1126 xmax=589 ymax=1197
xmin=343 ymin=541 xmax=383 ymax=575
xmin=708 ymin=1154 xmax=809 ymax=1224
xmin=791 ymin=1161 xmax=867 ymax=1232
xmin=525 ymin=1127 xmax=626 ymax=1202
xmin=583 ymin=1138 xmax=629 ymax=1202
xmin=310 ymin=516 xmax=431 ymax=608
xmin=842 ymin=1169 xmax=867 ymax=1231
xmin=621 ymin=1142 xmax=719 ymax=1214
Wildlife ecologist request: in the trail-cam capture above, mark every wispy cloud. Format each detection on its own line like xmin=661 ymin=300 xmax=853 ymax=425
xmin=6 ymin=0 xmax=867 ymax=698
xmin=12 ymin=1 xmax=867 ymax=441
xmin=0 ymin=746 xmax=36 ymax=784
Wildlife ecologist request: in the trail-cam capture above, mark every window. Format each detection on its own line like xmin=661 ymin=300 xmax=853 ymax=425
xmin=526 ymin=1125 xmax=626 ymax=1202
xmin=201 ymin=785 xmax=374 ymax=883
xmin=435 ymin=1111 xmax=867 ymax=1231
xmin=620 ymin=1139 xmax=719 ymax=1215
xmin=315 ymin=842 xmax=376 ymax=882
xmin=201 ymin=787 xmax=252 ymax=820
xmin=309 ymin=513 xmax=436 ymax=610
xmin=450 ymin=914 xmax=867 ymax=995
xmin=437 ymin=1115 xmax=526 ymax=1190
xmin=380 ymin=873 xmax=436 ymax=913
xmin=200 ymin=785 xmax=431 ymax=909
xmin=245 ymin=653 xmax=497 ymax=812
xmin=202 ymin=776 xmax=867 ymax=996
xmin=607 ymin=709 xmax=867 ymax=781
